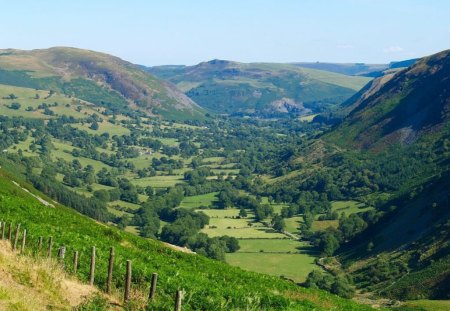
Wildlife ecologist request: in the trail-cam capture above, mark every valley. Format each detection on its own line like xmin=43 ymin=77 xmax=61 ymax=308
xmin=0 ymin=46 xmax=449 ymax=310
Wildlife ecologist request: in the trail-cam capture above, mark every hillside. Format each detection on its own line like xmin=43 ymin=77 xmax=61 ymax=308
xmin=291 ymin=59 xmax=417 ymax=78
xmin=147 ymin=60 xmax=371 ymax=116
xmin=290 ymin=62 xmax=388 ymax=76
xmin=262 ymin=49 xmax=450 ymax=303
xmin=327 ymin=49 xmax=450 ymax=150
xmin=0 ymin=47 xmax=204 ymax=120
xmin=0 ymin=166 xmax=372 ymax=310
xmin=0 ymin=239 xmax=111 ymax=310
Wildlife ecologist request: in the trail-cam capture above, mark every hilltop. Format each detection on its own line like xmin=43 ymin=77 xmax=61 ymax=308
xmin=147 ymin=60 xmax=371 ymax=116
xmin=0 ymin=47 xmax=204 ymax=120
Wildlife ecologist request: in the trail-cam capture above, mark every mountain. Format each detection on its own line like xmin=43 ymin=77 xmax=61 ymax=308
xmin=291 ymin=59 xmax=418 ymax=78
xmin=290 ymin=62 xmax=388 ymax=76
xmin=0 ymin=47 xmax=204 ymax=119
xmin=264 ymin=49 xmax=450 ymax=302
xmin=328 ymin=49 xmax=450 ymax=150
xmin=146 ymin=60 xmax=371 ymax=116
xmin=321 ymin=50 xmax=450 ymax=300
xmin=0 ymin=162 xmax=371 ymax=310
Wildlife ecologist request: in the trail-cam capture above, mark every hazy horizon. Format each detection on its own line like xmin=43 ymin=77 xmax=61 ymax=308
xmin=1 ymin=0 xmax=449 ymax=66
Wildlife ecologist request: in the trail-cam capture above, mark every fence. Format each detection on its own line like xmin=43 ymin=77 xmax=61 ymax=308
xmin=0 ymin=220 xmax=183 ymax=311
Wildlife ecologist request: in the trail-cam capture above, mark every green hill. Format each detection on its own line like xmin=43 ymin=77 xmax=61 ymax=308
xmin=147 ymin=60 xmax=371 ymax=116
xmin=0 ymin=165 xmax=371 ymax=310
xmin=0 ymin=47 xmax=204 ymax=120
xmin=263 ymin=49 xmax=450 ymax=303
xmin=327 ymin=49 xmax=450 ymax=150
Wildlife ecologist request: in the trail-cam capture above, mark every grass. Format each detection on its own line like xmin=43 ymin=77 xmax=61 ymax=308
xmin=311 ymin=220 xmax=339 ymax=232
xmin=403 ymin=300 xmax=450 ymax=311
xmin=158 ymin=138 xmax=179 ymax=147
xmin=0 ymin=163 xmax=372 ymax=310
xmin=0 ymin=240 xmax=100 ymax=310
xmin=237 ymin=239 xmax=306 ymax=253
xmin=310 ymin=201 xmax=374 ymax=232
xmin=131 ymin=175 xmax=184 ymax=188
xmin=51 ymin=140 xmax=110 ymax=171
xmin=285 ymin=216 xmax=303 ymax=234
xmin=298 ymin=114 xmax=318 ymax=122
xmin=179 ymin=192 xmax=218 ymax=209
xmin=0 ymin=83 xmax=106 ymax=120
xmin=199 ymin=206 xmax=319 ymax=282
xmin=128 ymin=152 xmax=164 ymax=170
xmin=199 ymin=208 xmax=286 ymax=238
xmin=108 ymin=200 xmax=141 ymax=211
xmin=72 ymin=121 xmax=130 ymax=136
xmin=331 ymin=200 xmax=373 ymax=216
xmin=226 ymin=252 xmax=317 ymax=283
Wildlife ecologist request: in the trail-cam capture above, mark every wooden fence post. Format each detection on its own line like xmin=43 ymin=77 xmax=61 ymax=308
xmin=73 ymin=251 xmax=79 ymax=275
xmin=13 ymin=224 xmax=21 ymax=251
xmin=37 ymin=236 xmax=43 ymax=254
xmin=1 ymin=221 xmax=5 ymax=240
xmin=47 ymin=237 xmax=53 ymax=258
xmin=175 ymin=290 xmax=182 ymax=311
xmin=124 ymin=260 xmax=132 ymax=303
xmin=148 ymin=272 xmax=158 ymax=300
xmin=21 ymin=229 xmax=27 ymax=253
xmin=89 ymin=246 xmax=96 ymax=285
xmin=106 ymin=247 xmax=114 ymax=294
xmin=58 ymin=246 xmax=66 ymax=260
xmin=8 ymin=223 xmax=13 ymax=241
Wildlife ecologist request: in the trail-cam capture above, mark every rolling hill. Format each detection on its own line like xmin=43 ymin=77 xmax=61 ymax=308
xmin=146 ymin=60 xmax=371 ymax=116
xmin=0 ymin=47 xmax=204 ymax=120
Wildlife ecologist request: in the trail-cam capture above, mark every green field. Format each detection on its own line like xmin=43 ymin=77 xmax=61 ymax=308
xmin=298 ymin=114 xmax=318 ymax=122
xmin=197 ymin=206 xmax=321 ymax=282
xmin=310 ymin=201 xmax=374 ymax=232
xmin=331 ymin=200 xmax=372 ymax=215
xmin=237 ymin=239 xmax=306 ymax=253
xmin=179 ymin=192 xmax=218 ymax=209
xmin=131 ymin=175 xmax=184 ymax=188
xmin=226 ymin=252 xmax=317 ymax=283
xmin=72 ymin=121 xmax=130 ymax=136
xmin=285 ymin=216 xmax=303 ymax=234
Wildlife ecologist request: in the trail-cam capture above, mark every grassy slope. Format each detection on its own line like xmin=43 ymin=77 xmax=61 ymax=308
xmin=0 ymin=168 xmax=371 ymax=310
xmin=326 ymin=49 xmax=450 ymax=150
xmin=0 ymin=47 xmax=204 ymax=120
xmin=0 ymin=240 xmax=105 ymax=310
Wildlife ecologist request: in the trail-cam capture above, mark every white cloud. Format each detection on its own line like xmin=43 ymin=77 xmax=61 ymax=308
xmin=383 ymin=46 xmax=405 ymax=53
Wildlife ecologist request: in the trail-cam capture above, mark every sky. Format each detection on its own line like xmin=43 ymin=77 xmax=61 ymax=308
xmin=1 ymin=0 xmax=449 ymax=66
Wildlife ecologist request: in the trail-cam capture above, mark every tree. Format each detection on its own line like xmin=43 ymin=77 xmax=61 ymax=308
xmin=239 ymin=208 xmax=247 ymax=218
xmin=8 ymin=102 xmax=21 ymax=110
xmin=90 ymin=121 xmax=99 ymax=130
xmin=272 ymin=215 xmax=286 ymax=232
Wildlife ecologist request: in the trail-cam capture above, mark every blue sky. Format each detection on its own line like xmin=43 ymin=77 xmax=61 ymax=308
xmin=1 ymin=0 xmax=449 ymax=65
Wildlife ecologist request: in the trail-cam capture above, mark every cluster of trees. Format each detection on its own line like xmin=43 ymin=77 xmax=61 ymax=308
xmin=307 ymin=210 xmax=383 ymax=256
xmin=216 ymin=188 xmax=274 ymax=221
xmin=304 ymin=270 xmax=355 ymax=298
